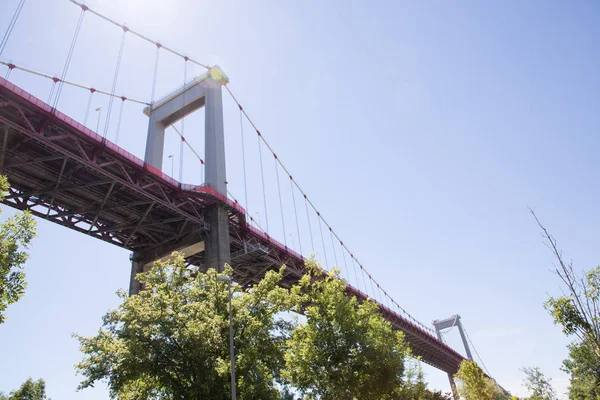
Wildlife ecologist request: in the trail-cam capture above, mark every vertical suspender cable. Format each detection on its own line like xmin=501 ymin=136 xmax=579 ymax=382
xmin=275 ymin=159 xmax=287 ymax=247
xmin=239 ymin=106 xmax=248 ymax=212
xmin=369 ymin=275 xmax=377 ymax=301
xmin=114 ymin=97 xmax=125 ymax=144
xmin=47 ymin=79 xmax=57 ymax=104
xmin=224 ymin=87 xmax=432 ymax=331
xmin=150 ymin=44 xmax=161 ymax=103
xmin=329 ymin=229 xmax=338 ymax=267
xmin=384 ymin=292 xmax=392 ymax=309
xmin=52 ymin=7 xmax=86 ymax=110
xmin=317 ymin=215 xmax=329 ymax=268
xmin=290 ymin=177 xmax=303 ymax=256
xmin=179 ymin=58 xmax=187 ymax=182
xmin=257 ymin=133 xmax=269 ymax=233
xmin=103 ymin=28 xmax=127 ymax=139
xmin=4 ymin=66 xmax=13 ymax=79
xmin=0 ymin=0 xmax=26 ymax=57
xmin=341 ymin=245 xmax=349 ymax=283
xmin=349 ymin=250 xmax=360 ymax=290
xmin=380 ymin=286 xmax=390 ymax=309
xmin=83 ymin=88 xmax=95 ymax=126
xmin=304 ymin=195 xmax=315 ymax=253
xmin=376 ymin=284 xmax=384 ymax=304
xmin=354 ymin=258 xmax=368 ymax=295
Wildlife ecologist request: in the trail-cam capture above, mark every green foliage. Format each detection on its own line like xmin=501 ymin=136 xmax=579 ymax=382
xmin=398 ymin=359 xmax=452 ymax=400
xmin=532 ymin=212 xmax=600 ymax=399
xmin=75 ymin=253 xmax=295 ymax=400
xmin=281 ymin=261 xmax=408 ymax=400
xmin=0 ymin=378 xmax=49 ymax=400
xmin=533 ymin=210 xmax=600 ymax=358
xmin=421 ymin=391 xmax=454 ymax=400
xmin=75 ymin=255 xmax=455 ymax=399
xmin=561 ymin=342 xmax=600 ymax=400
xmin=0 ymin=175 xmax=36 ymax=323
xmin=455 ymin=360 xmax=506 ymax=400
xmin=521 ymin=366 xmax=556 ymax=400
xmin=545 ymin=296 xmax=590 ymax=338
xmin=399 ymin=359 xmax=428 ymax=399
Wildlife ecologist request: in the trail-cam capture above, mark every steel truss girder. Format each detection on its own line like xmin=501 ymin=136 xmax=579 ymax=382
xmin=0 ymin=80 xmax=469 ymax=375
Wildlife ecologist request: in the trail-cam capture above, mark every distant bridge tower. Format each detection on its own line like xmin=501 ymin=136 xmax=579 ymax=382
xmin=129 ymin=66 xmax=231 ymax=294
xmin=433 ymin=314 xmax=473 ymax=400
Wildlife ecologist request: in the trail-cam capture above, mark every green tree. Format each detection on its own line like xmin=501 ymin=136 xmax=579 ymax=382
xmin=561 ymin=342 xmax=600 ymax=400
xmin=0 ymin=175 xmax=36 ymax=323
xmin=521 ymin=366 xmax=557 ymax=400
xmin=455 ymin=360 xmax=506 ymax=400
xmin=0 ymin=378 xmax=49 ymax=400
xmin=75 ymin=252 xmax=294 ymax=400
xmin=282 ymin=261 xmax=408 ymax=400
xmin=399 ymin=359 xmax=427 ymax=399
xmin=531 ymin=211 xmax=600 ymax=399
xmin=531 ymin=210 xmax=600 ymax=360
xmin=422 ymin=391 xmax=454 ymax=400
xmin=398 ymin=358 xmax=452 ymax=400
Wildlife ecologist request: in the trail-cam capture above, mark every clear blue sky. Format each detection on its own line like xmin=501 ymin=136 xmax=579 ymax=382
xmin=1 ymin=0 xmax=599 ymax=398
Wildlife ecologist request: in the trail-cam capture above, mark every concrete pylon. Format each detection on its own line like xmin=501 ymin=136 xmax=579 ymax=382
xmin=433 ymin=314 xmax=474 ymax=400
xmin=129 ymin=66 xmax=231 ymax=295
xmin=203 ymin=77 xmax=230 ymax=273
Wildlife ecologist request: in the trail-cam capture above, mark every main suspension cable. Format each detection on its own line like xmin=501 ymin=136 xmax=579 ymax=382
xmin=0 ymin=60 xmax=149 ymax=105
xmin=463 ymin=323 xmax=492 ymax=376
xmin=224 ymin=84 xmax=437 ymax=336
xmin=67 ymin=0 xmax=210 ymax=70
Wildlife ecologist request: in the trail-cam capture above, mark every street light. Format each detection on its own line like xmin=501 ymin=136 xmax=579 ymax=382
xmin=217 ymin=275 xmax=236 ymax=400
xmin=253 ymin=211 xmax=262 ymax=227
xmin=94 ymin=106 xmax=102 ymax=134
xmin=167 ymin=154 xmax=174 ymax=177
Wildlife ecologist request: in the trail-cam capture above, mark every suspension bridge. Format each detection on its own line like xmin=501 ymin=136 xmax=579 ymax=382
xmin=0 ymin=1 xmax=506 ymax=396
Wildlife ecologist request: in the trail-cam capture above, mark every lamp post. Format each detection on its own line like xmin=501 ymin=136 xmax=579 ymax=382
xmin=95 ymin=106 xmax=102 ymax=134
xmin=217 ymin=275 xmax=236 ymax=400
xmin=168 ymin=154 xmax=174 ymax=177
xmin=254 ymin=211 xmax=262 ymax=228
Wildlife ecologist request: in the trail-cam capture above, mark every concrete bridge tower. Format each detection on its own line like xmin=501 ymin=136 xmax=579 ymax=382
xmin=129 ymin=66 xmax=231 ymax=294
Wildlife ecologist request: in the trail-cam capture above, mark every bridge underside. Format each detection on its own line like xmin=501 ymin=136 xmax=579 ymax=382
xmin=0 ymin=77 xmax=466 ymax=374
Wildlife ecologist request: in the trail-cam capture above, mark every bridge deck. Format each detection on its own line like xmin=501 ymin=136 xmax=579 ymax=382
xmin=0 ymin=77 xmax=466 ymax=374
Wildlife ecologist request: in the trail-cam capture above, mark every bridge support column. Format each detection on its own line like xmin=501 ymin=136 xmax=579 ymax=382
xmin=203 ymin=81 xmax=230 ymax=271
xmin=204 ymin=204 xmax=230 ymax=272
xmin=457 ymin=319 xmax=474 ymax=360
xmin=448 ymin=375 xmax=459 ymax=400
xmin=129 ymin=251 xmax=144 ymax=296
xmin=433 ymin=315 xmax=469 ymax=400
xmin=127 ymin=231 xmax=207 ymax=295
xmin=142 ymin=67 xmax=231 ymax=272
